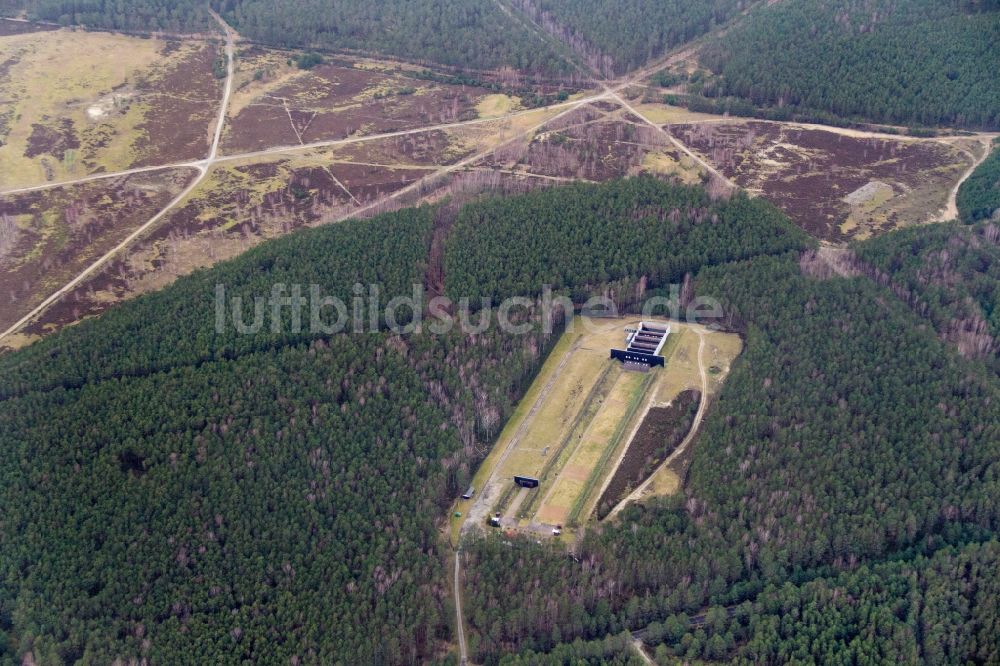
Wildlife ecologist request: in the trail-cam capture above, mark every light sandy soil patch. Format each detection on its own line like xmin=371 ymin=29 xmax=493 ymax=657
xmin=476 ymin=93 xmax=522 ymax=118
xmin=632 ymin=102 xmax=728 ymax=125
xmin=535 ymin=368 xmax=649 ymax=526
xmin=0 ymin=29 xmax=163 ymax=187
xmin=641 ymin=151 xmax=702 ymax=184
xmin=843 ymin=180 xmax=893 ymax=206
xmin=0 ymin=30 xmax=219 ymax=187
xmin=475 ymin=102 xmax=692 ymax=183
xmin=646 ymin=468 xmax=680 ymax=495
xmin=445 ymin=106 xmax=569 ymax=157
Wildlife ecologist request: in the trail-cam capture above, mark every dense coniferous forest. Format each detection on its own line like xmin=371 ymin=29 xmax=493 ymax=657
xmin=9 ymin=0 xmax=999 ymax=131
xmin=957 ymin=140 xmax=1000 ymax=223
xmin=0 ymin=0 xmax=23 ymax=15
xmin=2 ymin=176 xmax=998 ymax=663
xmin=443 ymin=177 xmax=810 ymax=304
xmin=9 ymin=0 xmax=571 ymax=73
xmin=2 ymin=0 xmax=999 ymax=658
xmin=508 ymin=0 xmax=751 ymax=76
xmin=852 ymin=221 xmax=1000 ymax=371
xmin=643 ymin=540 xmax=1000 ymax=663
xmin=499 ymin=632 xmax=643 ymax=665
xmin=699 ymin=0 xmax=1000 ymax=129
xmin=0 ymin=205 xmax=524 ymax=664
xmin=462 ymin=252 xmax=1000 ymax=663
xmin=0 ymin=179 xmax=819 ymax=664
xmin=212 ymin=0 xmax=570 ymax=73
xmin=11 ymin=0 xmax=210 ymax=32
xmin=0 ymin=207 xmax=436 ymax=399
xmin=0 ymin=320 xmax=570 ymax=664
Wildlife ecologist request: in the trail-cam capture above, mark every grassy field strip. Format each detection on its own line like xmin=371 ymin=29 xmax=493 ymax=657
xmin=492 ymin=480 xmax=520 ymax=522
xmin=584 ymin=323 xmax=708 ymax=516
xmin=451 ymin=322 xmax=582 ymax=541
xmin=491 ymin=343 xmax=612 ymax=487
xmin=455 ymin=317 xmax=662 ymax=538
xmin=517 ymin=362 xmax=619 ymax=520
xmin=534 ymin=367 xmax=648 ymax=526
xmin=453 ymin=319 xmax=739 ymax=541
xmin=503 ymin=487 xmax=530 ymax=524
xmin=566 ymin=370 xmax=654 ymax=525
xmin=604 ymin=329 xmax=706 ymax=520
xmin=652 ymin=327 xmax=701 ymax=404
xmin=586 ymin=327 xmax=690 ymax=516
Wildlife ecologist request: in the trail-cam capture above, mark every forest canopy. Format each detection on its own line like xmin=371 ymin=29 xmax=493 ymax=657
xmin=0 ymin=178 xmax=817 ymax=664
xmin=699 ymin=0 xmax=1000 ymax=129
xmin=7 ymin=0 xmax=999 ymax=134
xmin=463 ymin=250 xmax=1000 ymax=663
xmin=508 ymin=0 xmax=751 ymax=76
xmin=443 ymin=176 xmax=810 ymax=304
xmin=10 ymin=0 xmax=572 ymax=73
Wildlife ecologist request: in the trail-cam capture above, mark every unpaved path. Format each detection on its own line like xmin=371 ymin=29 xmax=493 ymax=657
xmin=611 ymin=91 xmax=737 ymax=190
xmin=454 ymin=551 xmax=468 ymax=664
xmin=0 ymin=93 xmax=601 ymax=196
xmin=632 ymin=638 xmax=655 ymax=665
xmin=5 ymin=11 xmax=990 ymax=346
xmin=589 ymin=365 xmax=666 ymax=519
xmin=0 ymin=11 xmax=236 ymax=343
xmin=0 ymin=165 xmax=205 ymax=341
xmin=0 ymin=19 xmax=606 ymax=344
xmin=207 ymin=8 xmax=235 ymax=161
xmin=0 ymin=19 xmax=793 ymax=359
xmin=933 ymin=134 xmax=997 ymax=222
xmin=604 ymin=327 xmax=707 ymax=520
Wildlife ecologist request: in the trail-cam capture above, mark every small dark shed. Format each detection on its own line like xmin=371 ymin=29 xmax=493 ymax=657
xmin=514 ymin=475 xmax=539 ymax=489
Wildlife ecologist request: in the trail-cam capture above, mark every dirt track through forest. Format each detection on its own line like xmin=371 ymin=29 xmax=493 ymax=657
xmin=454 ymin=551 xmax=468 ymax=664
xmin=934 ymin=134 xmax=998 ymax=222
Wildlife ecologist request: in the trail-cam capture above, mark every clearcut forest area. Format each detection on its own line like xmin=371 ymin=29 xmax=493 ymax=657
xmin=0 ymin=1 xmax=999 ymax=665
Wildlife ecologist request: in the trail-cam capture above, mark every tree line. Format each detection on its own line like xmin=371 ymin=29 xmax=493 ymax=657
xmin=643 ymin=540 xmax=1000 ymax=663
xmin=853 ymin=221 xmax=1000 ymax=372
xmin=2 ymin=177 xmax=997 ymax=663
xmin=699 ymin=0 xmax=1000 ymax=130
xmin=508 ymin=0 xmax=751 ymax=77
xmin=0 ymin=205 xmax=434 ymax=399
xmin=13 ymin=0 xmax=574 ymax=73
xmin=443 ymin=176 xmax=810 ymax=306
xmin=957 ymin=139 xmax=1000 ymax=223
